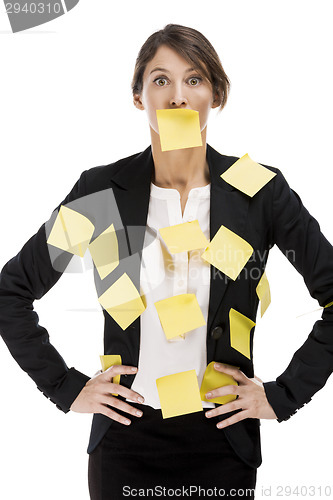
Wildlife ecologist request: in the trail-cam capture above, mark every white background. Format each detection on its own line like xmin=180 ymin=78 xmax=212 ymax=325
xmin=1 ymin=1 xmax=333 ymax=498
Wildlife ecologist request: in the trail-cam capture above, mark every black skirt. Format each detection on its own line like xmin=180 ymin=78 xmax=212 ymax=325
xmin=88 ymin=402 xmax=257 ymax=500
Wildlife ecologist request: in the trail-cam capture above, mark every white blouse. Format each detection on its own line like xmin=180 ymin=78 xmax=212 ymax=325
xmin=128 ymin=181 xmax=215 ymax=409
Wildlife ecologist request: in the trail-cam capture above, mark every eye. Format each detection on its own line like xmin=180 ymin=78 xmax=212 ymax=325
xmin=188 ymin=76 xmax=202 ymax=86
xmin=154 ymin=77 xmax=168 ymax=87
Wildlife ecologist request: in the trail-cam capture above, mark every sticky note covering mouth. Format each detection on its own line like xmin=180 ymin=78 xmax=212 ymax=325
xmin=159 ymin=220 xmax=209 ymax=254
xmin=200 ymin=362 xmax=239 ymax=405
xmin=98 ymin=273 xmax=146 ymax=330
xmin=229 ymin=308 xmax=255 ymax=359
xmin=201 ymin=225 xmax=253 ymax=280
xmin=256 ymin=271 xmax=271 ymax=317
xmin=221 ymin=154 xmax=277 ymax=197
xmin=156 ymin=369 xmax=203 ymax=418
xmin=154 ymin=293 xmax=206 ymax=339
xmin=156 ymin=109 xmax=203 ymax=151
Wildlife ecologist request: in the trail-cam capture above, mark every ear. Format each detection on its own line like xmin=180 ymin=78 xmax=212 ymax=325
xmin=211 ymin=91 xmax=221 ymax=109
xmin=133 ymin=93 xmax=145 ymax=110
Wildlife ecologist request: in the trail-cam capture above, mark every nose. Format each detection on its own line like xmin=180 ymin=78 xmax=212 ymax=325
xmin=170 ymin=85 xmax=188 ymax=108
xmin=170 ymin=96 xmax=188 ymax=107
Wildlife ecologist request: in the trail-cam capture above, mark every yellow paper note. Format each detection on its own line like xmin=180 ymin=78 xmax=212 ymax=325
xmin=201 ymin=225 xmax=253 ymax=280
xmin=229 ymin=308 xmax=255 ymax=359
xmin=256 ymin=271 xmax=271 ymax=317
xmin=221 ymin=154 xmax=277 ymax=197
xmin=98 ymin=273 xmax=146 ymax=330
xmin=159 ymin=220 xmax=209 ymax=254
xmin=89 ymin=223 xmax=119 ymax=279
xmin=154 ymin=293 xmax=206 ymax=340
xmin=47 ymin=205 xmax=95 ymax=257
xmin=156 ymin=369 xmax=203 ymax=419
xmin=100 ymin=354 xmax=122 ymax=395
xmin=156 ymin=109 xmax=202 ymax=152
xmin=324 ymin=300 xmax=333 ymax=308
xmin=200 ymin=362 xmax=239 ymax=405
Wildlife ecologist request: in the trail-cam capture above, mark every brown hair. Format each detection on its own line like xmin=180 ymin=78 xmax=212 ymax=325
xmin=131 ymin=24 xmax=230 ymax=112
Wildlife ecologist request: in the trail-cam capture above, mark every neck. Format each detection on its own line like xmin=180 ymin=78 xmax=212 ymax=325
xmin=150 ymin=126 xmax=210 ymax=190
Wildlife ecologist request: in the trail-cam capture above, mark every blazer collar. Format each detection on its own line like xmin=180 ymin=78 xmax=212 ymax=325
xmin=110 ymin=146 xmax=154 ymax=192
xmin=109 ymin=144 xmax=236 ymax=192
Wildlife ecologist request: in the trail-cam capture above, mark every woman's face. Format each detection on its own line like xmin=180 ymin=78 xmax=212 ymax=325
xmin=134 ymin=45 xmax=219 ymax=134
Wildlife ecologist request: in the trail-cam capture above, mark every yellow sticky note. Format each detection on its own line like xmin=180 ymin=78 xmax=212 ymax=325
xmin=154 ymin=293 xmax=206 ymax=340
xmin=324 ymin=300 xmax=333 ymax=308
xmin=100 ymin=355 xmax=122 ymax=396
xmin=89 ymin=224 xmax=119 ymax=279
xmin=156 ymin=369 xmax=203 ymax=419
xmin=159 ymin=220 xmax=209 ymax=254
xmin=221 ymin=153 xmax=276 ymax=197
xmin=98 ymin=273 xmax=146 ymax=330
xmin=256 ymin=271 xmax=271 ymax=317
xmin=229 ymin=308 xmax=255 ymax=359
xmin=100 ymin=354 xmax=122 ymax=373
xmin=200 ymin=362 xmax=239 ymax=405
xmin=201 ymin=225 xmax=253 ymax=280
xmin=47 ymin=205 xmax=95 ymax=257
xmin=156 ymin=109 xmax=202 ymax=152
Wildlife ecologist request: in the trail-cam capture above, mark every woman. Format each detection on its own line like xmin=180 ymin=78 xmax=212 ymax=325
xmin=1 ymin=24 xmax=333 ymax=500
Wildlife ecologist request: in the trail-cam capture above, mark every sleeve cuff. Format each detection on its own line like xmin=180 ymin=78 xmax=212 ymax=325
xmin=263 ymin=381 xmax=312 ymax=422
xmin=37 ymin=367 xmax=90 ymax=413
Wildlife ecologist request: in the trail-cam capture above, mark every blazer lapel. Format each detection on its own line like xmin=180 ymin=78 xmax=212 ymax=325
xmin=109 ymin=146 xmax=154 ymax=237
xmin=206 ymin=145 xmax=251 ymax=334
xmin=92 ymin=146 xmax=154 ymax=298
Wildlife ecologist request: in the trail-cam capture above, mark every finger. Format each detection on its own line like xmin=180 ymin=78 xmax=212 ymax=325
xmin=205 ymin=384 xmax=239 ymax=400
xmin=216 ymin=410 xmax=251 ymax=429
xmin=104 ymin=396 xmax=143 ymax=418
xmin=213 ymin=363 xmax=248 ymax=384
xmin=103 ymin=365 xmax=138 ymax=379
xmin=205 ymin=400 xmax=242 ymax=418
xmin=105 ymin=382 xmax=145 ymax=404
xmin=250 ymin=376 xmax=263 ymax=387
xmin=96 ymin=404 xmax=132 ymax=425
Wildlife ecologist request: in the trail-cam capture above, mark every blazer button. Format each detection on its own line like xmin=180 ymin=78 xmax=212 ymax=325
xmin=210 ymin=326 xmax=223 ymax=340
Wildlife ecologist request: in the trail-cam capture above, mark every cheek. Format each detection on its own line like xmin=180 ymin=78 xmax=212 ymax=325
xmin=143 ymin=99 xmax=160 ymax=134
xmin=192 ymin=89 xmax=214 ymax=127
xmin=197 ymin=102 xmax=212 ymax=130
xmin=148 ymin=112 xmax=159 ymax=134
xmin=141 ymin=91 xmax=158 ymax=126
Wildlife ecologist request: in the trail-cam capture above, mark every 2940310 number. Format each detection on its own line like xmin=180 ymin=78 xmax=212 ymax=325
xmin=5 ymin=3 xmax=62 ymax=14
xmin=276 ymin=485 xmax=332 ymax=496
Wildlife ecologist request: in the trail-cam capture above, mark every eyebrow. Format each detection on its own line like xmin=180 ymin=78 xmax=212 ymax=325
xmin=149 ymin=67 xmax=197 ymax=75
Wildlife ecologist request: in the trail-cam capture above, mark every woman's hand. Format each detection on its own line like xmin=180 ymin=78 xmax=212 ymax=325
xmin=205 ymin=363 xmax=277 ymax=428
xmin=70 ymin=365 xmax=145 ymax=425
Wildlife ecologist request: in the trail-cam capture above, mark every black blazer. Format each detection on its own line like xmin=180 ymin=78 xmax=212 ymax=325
xmin=1 ymin=144 xmax=333 ymax=469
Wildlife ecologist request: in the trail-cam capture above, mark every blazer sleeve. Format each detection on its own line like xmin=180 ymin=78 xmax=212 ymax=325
xmin=263 ymin=169 xmax=333 ymax=422
xmin=0 ymin=171 xmax=91 ymax=413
